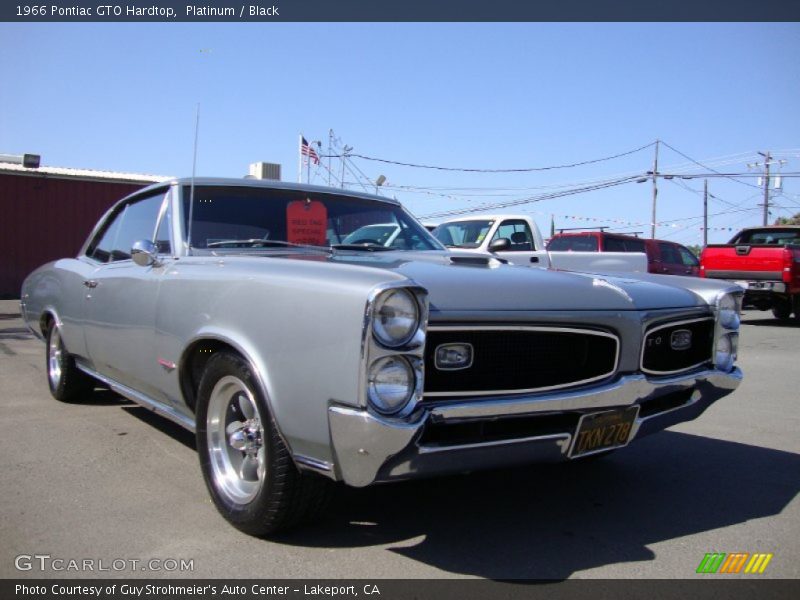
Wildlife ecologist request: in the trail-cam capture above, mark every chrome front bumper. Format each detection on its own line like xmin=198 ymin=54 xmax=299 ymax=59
xmin=328 ymin=367 xmax=742 ymax=487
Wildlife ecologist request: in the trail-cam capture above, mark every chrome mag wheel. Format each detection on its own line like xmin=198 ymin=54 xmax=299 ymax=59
xmin=206 ymin=375 xmax=266 ymax=505
xmin=47 ymin=326 xmax=64 ymax=390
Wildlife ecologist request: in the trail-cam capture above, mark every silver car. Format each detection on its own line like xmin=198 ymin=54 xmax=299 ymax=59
xmin=21 ymin=178 xmax=743 ymax=535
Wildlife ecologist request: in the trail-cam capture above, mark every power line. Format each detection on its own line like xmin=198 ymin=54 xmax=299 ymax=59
xmin=660 ymin=141 xmax=765 ymax=190
xmin=419 ymin=176 xmax=640 ymax=220
xmin=322 ymin=141 xmax=657 ymax=173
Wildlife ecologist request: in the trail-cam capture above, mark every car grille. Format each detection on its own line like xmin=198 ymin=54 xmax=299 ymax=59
xmin=641 ymin=317 xmax=715 ymax=375
xmin=423 ymin=326 xmax=619 ymax=397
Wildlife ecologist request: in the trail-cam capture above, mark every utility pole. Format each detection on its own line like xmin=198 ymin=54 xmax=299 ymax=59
xmin=328 ymin=129 xmax=334 ymax=187
xmin=760 ymin=150 xmax=771 ymax=226
xmin=650 ymin=140 xmax=659 ymax=239
xmin=703 ymin=179 xmax=708 ymax=247
xmin=340 ymin=145 xmax=352 ymax=189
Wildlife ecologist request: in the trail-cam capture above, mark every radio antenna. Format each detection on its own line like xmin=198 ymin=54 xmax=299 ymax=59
xmin=187 ymin=103 xmax=200 ymax=254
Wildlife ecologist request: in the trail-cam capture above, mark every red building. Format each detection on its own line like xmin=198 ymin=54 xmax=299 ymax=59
xmin=0 ymin=161 xmax=169 ymax=298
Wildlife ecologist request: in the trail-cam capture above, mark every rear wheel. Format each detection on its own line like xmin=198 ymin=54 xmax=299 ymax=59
xmin=772 ymin=298 xmax=792 ymax=321
xmin=195 ymin=352 xmax=331 ymax=536
xmin=46 ymin=323 xmax=95 ymax=402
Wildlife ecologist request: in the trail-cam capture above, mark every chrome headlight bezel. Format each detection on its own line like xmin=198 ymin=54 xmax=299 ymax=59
xmin=372 ymin=288 xmax=422 ymax=348
xmin=714 ymin=290 xmax=742 ymax=372
xmin=360 ymin=283 xmax=429 ymax=420
xmin=367 ymin=355 xmax=421 ymax=417
xmin=715 ymin=331 xmax=739 ymax=372
xmin=717 ymin=291 xmax=743 ymax=330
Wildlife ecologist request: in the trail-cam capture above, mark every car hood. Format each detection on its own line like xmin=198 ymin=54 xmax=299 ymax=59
xmin=276 ymin=250 xmax=708 ymax=312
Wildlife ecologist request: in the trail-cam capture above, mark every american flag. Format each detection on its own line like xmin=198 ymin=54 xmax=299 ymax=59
xmin=301 ymin=137 xmax=319 ymax=165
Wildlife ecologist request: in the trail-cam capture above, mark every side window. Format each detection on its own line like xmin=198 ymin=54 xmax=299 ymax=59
xmin=111 ymin=193 xmax=167 ymax=261
xmin=86 ymin=208 xmax=124 ymax=263
xmin=604 ymin=237 xmax=626 ymax=252
xmin=492 ymin=219 xmax=535 ymax=251
xmin=658 ymin=243 xmax=681 ymax=265
xmin=548 ymin=235 xmax=598 ymax=251
xmin=679 ymin=246 xmax=699 ymax=267
xmin=87 ymin=192 xmax=166 ymax=262
xmin=154 ymin=198 xmax=172 ymax=255
xmin=625 ymin=239 xmax=646 ymax=253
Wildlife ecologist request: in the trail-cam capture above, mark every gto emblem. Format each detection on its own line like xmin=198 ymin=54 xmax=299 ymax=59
xmin=434 ymin=343 xmax=474 ymax=370
xmin=670 ymin=329 xmax=692 ymax=351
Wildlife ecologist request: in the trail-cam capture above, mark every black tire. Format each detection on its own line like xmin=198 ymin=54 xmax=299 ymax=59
xmin=772 ymin=299 xmax=792 ymax=321
xmin=45 ymin=323 xmax=95 ymax=403
xmin=195 ymin=352 xmax=331 ymax=536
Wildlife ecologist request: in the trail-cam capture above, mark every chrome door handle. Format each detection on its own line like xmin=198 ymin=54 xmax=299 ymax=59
xmin=83 ymin=280 xmax=98 ymax=289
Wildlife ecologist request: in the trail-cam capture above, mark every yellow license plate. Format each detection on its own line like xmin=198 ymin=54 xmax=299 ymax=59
xmin=568 ymin=406 xmax=640 ymax=458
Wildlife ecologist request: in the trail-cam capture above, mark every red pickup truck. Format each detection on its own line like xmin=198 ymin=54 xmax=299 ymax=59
xmin=700 ymin=226 xmax=800 ymax=320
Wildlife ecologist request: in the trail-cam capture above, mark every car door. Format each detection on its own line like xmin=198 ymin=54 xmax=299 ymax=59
xmin=82 ymin=190 xmax=171 ymax=398
xmin=656 ymin=242 xmax=686 ymax=275
xmin=677 ymin=245 xmax=700 ymax=276
xmin=492 ymin=219 xmax=546 ymax=266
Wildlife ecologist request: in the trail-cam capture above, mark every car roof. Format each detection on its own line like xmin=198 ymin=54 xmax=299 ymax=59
xmin=130 ymin=177 xmax=401 ymax=206
xmin=439 ymin=214 xmax=531 ymax=223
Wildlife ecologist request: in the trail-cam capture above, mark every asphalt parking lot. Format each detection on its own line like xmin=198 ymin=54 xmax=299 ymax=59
xmin=0 ymin=299 xmax=797 ymax=580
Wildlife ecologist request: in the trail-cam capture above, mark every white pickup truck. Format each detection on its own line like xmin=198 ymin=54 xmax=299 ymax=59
xmin=431 ymin=214 xmax=647 ymax=273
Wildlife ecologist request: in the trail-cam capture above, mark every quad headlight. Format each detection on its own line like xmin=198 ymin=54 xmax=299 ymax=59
xmin=714 ymin=291 xmax=742 ymax=372
xmin=715 ymin=332 xmax=739 ymax=372
xmin=717 ymin=292 xmax=742 ymax=330
xmin=362 ymin=285 xmax=427 ymax=418
xmin=367 ymin=356 xmax=415 ymax=415
xmin=372 ymin=288 xmax=420 ymax=348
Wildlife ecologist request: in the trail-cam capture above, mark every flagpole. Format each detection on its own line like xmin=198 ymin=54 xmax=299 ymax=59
xmin=307 ymin=145 xmax=311 ymax=184
xmin=297 ymin=134 xmax=303 ymax=183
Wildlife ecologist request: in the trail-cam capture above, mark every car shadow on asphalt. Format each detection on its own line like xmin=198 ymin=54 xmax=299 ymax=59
xmin=0 ymin=326 xmax=34 ymax=340
xmin=122 ymin=405 xmax=197 ymax=450
xmin=741 ymin=318 xmax=800 ymax=328
xmin=272 ymin=431 xmax=800 ymax=580
xmin=67 ymin=387 xmax=137 ymax=406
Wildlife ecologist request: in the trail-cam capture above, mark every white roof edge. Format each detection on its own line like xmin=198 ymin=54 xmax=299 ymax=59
xmin=438 ymin=214 xmax=534 ymax=221
xmin=0 ymin=162 xmax=171 ymax=184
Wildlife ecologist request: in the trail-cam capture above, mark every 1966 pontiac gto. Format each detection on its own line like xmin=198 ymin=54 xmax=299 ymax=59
xmin=21 ymin=178 xmax=743 ymax=535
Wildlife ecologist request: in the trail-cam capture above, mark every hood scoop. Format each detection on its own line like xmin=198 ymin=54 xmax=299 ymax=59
xmin=448 ymin=255 xmax=507 ymax=268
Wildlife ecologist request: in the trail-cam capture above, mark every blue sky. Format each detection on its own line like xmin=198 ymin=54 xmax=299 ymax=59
xmin=1 ymin=22 xmax=798 ymax=244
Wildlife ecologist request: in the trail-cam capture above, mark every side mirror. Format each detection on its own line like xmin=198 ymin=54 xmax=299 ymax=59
xmin=131 ymin=239 xmax=160 ymax=267
xmin=488 ymin=238 xmax=511 ymax=253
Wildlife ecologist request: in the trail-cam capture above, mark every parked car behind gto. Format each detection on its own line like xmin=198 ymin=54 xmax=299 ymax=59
xmin=21 ymin=179 xmax=743 ymax=535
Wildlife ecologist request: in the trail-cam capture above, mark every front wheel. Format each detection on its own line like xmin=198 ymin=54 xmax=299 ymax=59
xmin=195 ymin=352 xmax=331 ymax=536
xmin=46 ymin=323 xmax=94 ymax=402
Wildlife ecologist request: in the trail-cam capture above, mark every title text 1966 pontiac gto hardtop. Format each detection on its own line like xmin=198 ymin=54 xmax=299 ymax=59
xmin=21 ymin=178 xmax=743 ymax=535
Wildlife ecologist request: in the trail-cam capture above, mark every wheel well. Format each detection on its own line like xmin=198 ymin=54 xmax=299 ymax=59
xmin=179 ymin=339 xmax=241 ymax=413
xmin=40 ymin=312 xmax=54 ymax=337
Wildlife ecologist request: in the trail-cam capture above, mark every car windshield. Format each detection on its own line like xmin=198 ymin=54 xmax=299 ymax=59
xmin=341 ymin=224 xmax=399 ymax=245
xmin=731 ymin=229 xmax=800 ymax=245
xmin=182 ymin=186 xmax=441 ymax=252
xmin=432 ymin=220 xmax=494 ymax=248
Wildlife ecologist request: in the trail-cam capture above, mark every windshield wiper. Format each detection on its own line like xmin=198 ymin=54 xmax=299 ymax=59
xmin=330 ymin=243 xmax=396 ymax=252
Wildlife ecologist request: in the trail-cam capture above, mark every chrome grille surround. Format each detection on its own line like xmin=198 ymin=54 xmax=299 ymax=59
xmin=423 ymin=325 xmax=620 ymax=398
xmin=640 ymin=316 xmax=715 ymax=376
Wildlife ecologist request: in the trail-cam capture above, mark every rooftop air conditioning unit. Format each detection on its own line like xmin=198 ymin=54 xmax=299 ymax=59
xmin=248 ymin=162 xmax=281 ymax=181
